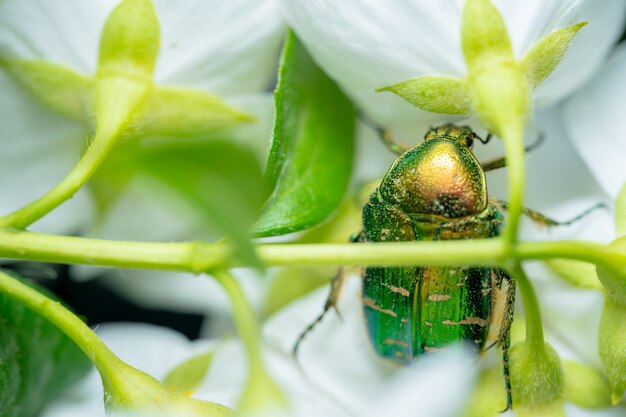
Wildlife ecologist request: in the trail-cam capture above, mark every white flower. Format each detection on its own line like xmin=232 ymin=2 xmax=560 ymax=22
xmin=562 ymin=43 xmax=626 ymax=198
xmin=0 ymin=0 xmax=283 ymax=234
xmin=280 ymin=0 xmax=626 ymax=132
xmin=42 ymin=276 xmax=478 ymax=417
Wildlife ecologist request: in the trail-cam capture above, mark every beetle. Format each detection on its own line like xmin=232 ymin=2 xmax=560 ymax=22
xmin=294 ymin=125 xmax=602 ymax=411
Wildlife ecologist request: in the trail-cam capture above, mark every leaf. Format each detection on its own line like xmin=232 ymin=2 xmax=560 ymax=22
xmin=377 ymin=76 xmax=469 ymax=114
xmin=253 ymin=32 xmax=355 ymax=237
xmin=522 ymin=22 xmax=587 ymax=88
xmin=545 ymin=259 xmax=602 ymax=290
xmin=461 ymin=0 xmax=513 ymax=68
xmin=163 ymin=348 xmax=217 ymax=395
xmin=0 ymin=272 xmax=91 ymax=417
xmin=138 ymin=140 xmax=264 ymax=266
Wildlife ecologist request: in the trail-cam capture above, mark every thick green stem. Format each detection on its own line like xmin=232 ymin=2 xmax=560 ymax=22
xmin=0 ymin=228 xmax=619 ymax=272
xmin=0 ymin=269 xmax=123 ymax=377
xmin=512 ymin=263 xmax=544 ymax=348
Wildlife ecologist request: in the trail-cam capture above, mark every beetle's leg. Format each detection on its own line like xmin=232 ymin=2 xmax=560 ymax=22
xmin=376 ymin=128 xmax=409 ymax=156
xmin=497 ymin=200 xmax=607 ymax=227
xmin=480 ymin=133 xmax=545 ymax=172
xmin=489 ymin=268 xmax=516 ymax=412
xmin=292 ymin=250 xmax=356 ymax=357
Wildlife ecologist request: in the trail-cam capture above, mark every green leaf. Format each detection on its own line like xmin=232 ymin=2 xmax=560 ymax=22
xmin=377 ymin=76 xmax=469 ymax=114
xmin=128 ymin=86 xmax=254 ymax=138
xmin=0 ymin=272 xmax=91 ymax=417
xmin=0 ymin=59 xmax=91 ymax=120
xmin=138 ymin=140 xmax=264 ymax=266
xmin=163 ymin=349 xmax=217 ymax=395
xmin=253 ymin=32 xmax=355 ymax=237
xmin=545 ymin=259 xmax=602 ymax=290
xmin=562 ymin=360 xmax=612 ymax=409
xmin=521 ymin=23 xmax=587 ymax=89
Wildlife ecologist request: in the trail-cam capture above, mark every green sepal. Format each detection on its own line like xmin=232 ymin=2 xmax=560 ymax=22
xmin=616 ymin=182 xmax=626 ymax=238
xmin=98 ymin=0 xmax=160 ymax=79
xmin=545 ymin=259 xmax=602 ymax=290
xmin=252 ymin=32 xmax=355 ymax=237
xmin=0 ymin=59 xmax=91 ymax=120
xmin=376 ymin=76 xmax=469 ymax=114
xmin=462 ymin=366 xmax=506 ymax=417
xmin=128 ymin=86 xmax=254 ymax=138
xmin=0 ymin=272 xmax=91 ymax=417
xmin=598 ymin=295 xmax=626 ymax=404
xmin=509 ymin=341 xmax=563 ymax=409
xmin=162 ymin=348 xmax=218 ymax=396
xmin=562 ymin=360 xmax=612 ymax=408
xmin=461 ymin=0 xmax=513 ymax=68
xmin=521 ymin=22 xmax=588 ymax=88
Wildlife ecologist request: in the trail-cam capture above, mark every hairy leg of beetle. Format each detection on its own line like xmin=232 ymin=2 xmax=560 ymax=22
xmin=494 ymin=268 xmax=515 ymax=411
xmin=480 ymin=132 xmax=545 ymax=172
xmin=292 ymin=265 xmax=351 ymax=358
xmin=497 ymin=200 xmax=606 ymax=227
xmin=376 ymin=128 xmax=408 ymax=156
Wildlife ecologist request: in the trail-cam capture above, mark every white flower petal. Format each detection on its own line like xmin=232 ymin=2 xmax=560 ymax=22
xmin=281 ymin=0 xmax=625 ymax=128
xmin=563 ymin=43 xmax=626 ymax=198
xmin=153 ymin=0 xmax=284 ymax=94
xmin=0 ymin=0 xmax=116 ymax=74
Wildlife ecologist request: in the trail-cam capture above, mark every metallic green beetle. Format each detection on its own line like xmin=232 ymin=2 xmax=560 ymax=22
xmin=294 ymin=125 xmax=600 ymax=411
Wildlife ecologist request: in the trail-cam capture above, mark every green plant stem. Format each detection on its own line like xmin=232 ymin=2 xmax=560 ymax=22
xmin=0 ymin=228 xmax=620 ymax=272
xmin=512 ymin=263 xmax=544 ymax=348
xmin=502 ymin=125 xmax=526 ymax=248
xmin=0 ymin=128 xmax=120 ymax=229
xmin=0 ymin=269 xmax=124 ymax=377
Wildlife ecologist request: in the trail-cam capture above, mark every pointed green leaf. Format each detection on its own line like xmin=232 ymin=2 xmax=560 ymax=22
xmin=462 ymin=0 xmax=513 ymax=68
xmin=163 ymin=349 xmax=217 ymax=395
xmin=129 ymin=86 xmax=254 ymax=138
xmin=377 ymin=76 xmax=469 ymax=114
xmin=0 ymin=272 xmax=91 ymax=417
xmin=616 ymin=182 xmax=626 ymax=238
xmin=252 ymin=32 xmax=355 ymax=237
xmin=545 ymin=259 xmax=602 ymax=290
xmin=522 ymin=22 xmax=587 ymax=88
xmin=138 ymin=140 xmax=264 ymax=267
xmin=562 ymin=360 xmax=612 ymax=408
xmin=98 ymin=0 xmax=160 ymax=78
xmin=0 ymin=59 xmax=91 ymax=120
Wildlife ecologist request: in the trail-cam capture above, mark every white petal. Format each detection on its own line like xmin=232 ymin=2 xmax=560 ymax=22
xmin=0 ymin=69 xmax=93 ymax=234
xmin=563 ymin=43 xmax=626 ymax=198
xmin=153 ymin=0 xmax=284 ymax=95
xmin=0 ymin=0 xmax=116 ymax=74
xmin=281 ymin=0 xmax=625 ymax=127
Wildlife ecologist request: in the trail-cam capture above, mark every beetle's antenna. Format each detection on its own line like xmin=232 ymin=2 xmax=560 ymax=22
xmin=476 ymin=133 xmax=492 ymax=145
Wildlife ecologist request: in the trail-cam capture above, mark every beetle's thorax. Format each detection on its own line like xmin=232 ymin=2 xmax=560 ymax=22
xmin=379 ymin=137 xmax=487 ymax=218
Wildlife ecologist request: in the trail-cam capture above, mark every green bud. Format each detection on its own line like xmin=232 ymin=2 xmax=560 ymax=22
xmin=596 ymin=237 xmax=626 ymax=303
xmin=98 ymin=0 xmax=160 ymax=79
xmin=509 ymin=341 xmax=563 ymax=409
xmin=599 ymin=295 xmax=626 ymax=404
xmin=616 ymin=182 xmax=626 ymax=238
xmin=562 ymin=360 xmax=612 ymax=408
xmin=103 ymin=360 xmax=230 ymax=417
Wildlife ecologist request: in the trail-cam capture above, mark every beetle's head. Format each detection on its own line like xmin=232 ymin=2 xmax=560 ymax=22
xmin=423 ymin=125 xmax=478 ymax=149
